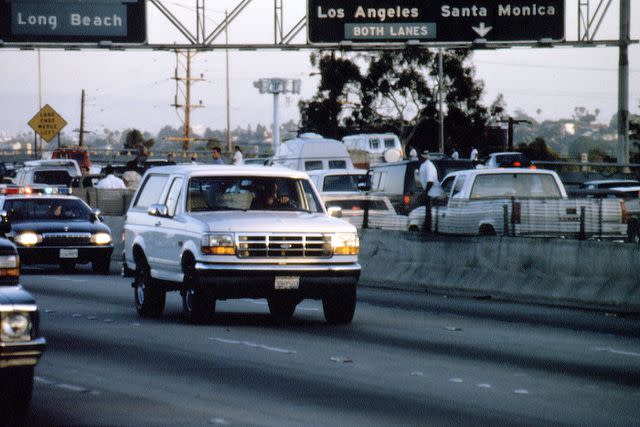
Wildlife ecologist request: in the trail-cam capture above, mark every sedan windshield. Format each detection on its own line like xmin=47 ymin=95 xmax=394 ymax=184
xmin=4 ymin=198 xmax=92 ymax=221
xmin=187 ymin=176 xmax=323 ymax=213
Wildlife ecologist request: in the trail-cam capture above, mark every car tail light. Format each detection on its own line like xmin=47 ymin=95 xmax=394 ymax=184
xmin=621 ymin=201 xmax=628 ymax=224
xmin=512 ymin=161 xmax=521 ymax=167
xmin=403 ymin=194 xmax=411 ymax=206
xmin=528 ymin=165 xmax=537 ymax=170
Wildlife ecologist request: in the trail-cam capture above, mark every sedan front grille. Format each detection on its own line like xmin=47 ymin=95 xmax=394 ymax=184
xmin=237 ymin=234 xmax=331 ymax=258
xmin=41 ymin=232 xmax=92 ymax=247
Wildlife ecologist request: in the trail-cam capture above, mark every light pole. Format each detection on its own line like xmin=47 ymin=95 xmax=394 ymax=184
xmin=253 ymin=78 xmax=301 ymax=153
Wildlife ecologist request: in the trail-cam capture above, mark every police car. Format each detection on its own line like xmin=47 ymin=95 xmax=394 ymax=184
xmin=0 ymin=186 xmax=113 ymax=274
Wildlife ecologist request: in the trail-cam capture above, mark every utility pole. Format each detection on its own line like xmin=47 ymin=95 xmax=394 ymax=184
xmin=225 ymin=10 xmax=232 ymax=153
xmin=617 ymin=0 xmax=630 ymax=166
xmin=170 ymin=50 xmax=204 ymax=153
xmin=79 ymin=89 xmax=85 ymax=147
xmin=438 ymin=49 xmax=445 ymax=154
xmin=498 ymin=117 xmax=531 ymax=151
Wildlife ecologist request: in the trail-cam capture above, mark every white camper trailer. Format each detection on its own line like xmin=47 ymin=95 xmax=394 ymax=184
xmin=272 ymin=133 xmax=354 ymax=172
xmin=342 ymin=133 xmax=403 ymax=168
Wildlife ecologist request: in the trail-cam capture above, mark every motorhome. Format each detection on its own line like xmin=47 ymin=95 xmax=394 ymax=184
xmin=342 ymin=133 xmax=403 ymax=168
xmin=271 ymin=133 xmax=353 ymax=172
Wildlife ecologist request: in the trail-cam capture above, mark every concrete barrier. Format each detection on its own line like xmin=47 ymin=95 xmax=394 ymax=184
xmin=101 ymin=216 xmax=640 ymax=312
xmin=360 ymin=230 xmax=640 ymax=312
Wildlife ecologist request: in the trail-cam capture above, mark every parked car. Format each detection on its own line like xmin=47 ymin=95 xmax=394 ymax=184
xmin=14 ymin=159 xmax=83 ymax=188
xmin=1 ymin=186 xmax=113 ymax=273
xmin=407 ymin=168 xmax=628 ymax=239
xmin=0 ymin=218 xmax=46 ymax=417
xmin=477 ymin=152 xmax=533 ymax=169
xmin=307 ymin=168 xmax=369 ymax=193
xmin=579 ymin=179 xmax=640 ymax=190
xmin=123 ymin=165 xmax=361 ymax=324
xmin=322 ymin=193 xmax=408 ymax=231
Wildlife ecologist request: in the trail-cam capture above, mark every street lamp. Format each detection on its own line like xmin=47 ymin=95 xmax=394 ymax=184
xmin=253 ymin=78 xmax=301 ymax=152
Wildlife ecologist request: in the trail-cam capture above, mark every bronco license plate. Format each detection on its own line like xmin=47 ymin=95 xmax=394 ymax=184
xmin=59 ymin=249 xmax=78 ymax=259
xmin=274 ymin=276 xmax=299 ymax=290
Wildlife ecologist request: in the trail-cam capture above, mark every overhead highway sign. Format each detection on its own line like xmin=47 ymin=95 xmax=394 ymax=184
xmin=0 ymin=0 xmax=146 ymax=44
xmin=307 ymin=0 xmax=565 ymax=44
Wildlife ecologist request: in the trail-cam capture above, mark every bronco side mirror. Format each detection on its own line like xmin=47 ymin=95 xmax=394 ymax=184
xmin=327 ymin=206 xmax=342 ymax=218
xmin=148 ymin=204 xmax=170 ymax=218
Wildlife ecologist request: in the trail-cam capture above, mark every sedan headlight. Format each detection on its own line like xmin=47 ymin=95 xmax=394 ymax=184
xmin=331 ymin=233 xmax=359 ymax=255
xmin=0 ymin=254 xmax=19 ymax=277
xmin=14 ymin=232 xmax=42 ymax=247
xmin=202 ymin=234 xmax=236 ymax=255
xmin=90 ymin=232 xmax=112 ymax=245
xmin=1 ymin=312 xmax=32 ymax=341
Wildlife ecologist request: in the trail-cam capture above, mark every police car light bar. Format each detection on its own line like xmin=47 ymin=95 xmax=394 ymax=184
xmin=0 ymin=185 xmax=72 ymax=195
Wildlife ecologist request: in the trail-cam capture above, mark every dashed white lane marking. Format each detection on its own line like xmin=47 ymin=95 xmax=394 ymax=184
xmin=514 ymin=389 xmax=529 ymax=395
xmin=56 ymin=383 xmax=88 ymax=392
xmin=449 ymin=378 xmax=464 ymax=383
xmin=34 ymin=376 xmax=55 ymax=385
xmin=209 ymin=337 xmax=296 ymax=354
xmin=49 ymin=277 xmax=87 ymax=283
xmin=477 ymin=383 xmax=492 ymax=389
xmin=594 ymin=347 xmax=640 ymax=358
xmin=210 ymin=418 xmax=231 ymax=425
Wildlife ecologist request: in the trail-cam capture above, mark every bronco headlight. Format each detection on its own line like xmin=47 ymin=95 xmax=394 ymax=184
xmin=14 ymin=232 xmax=42 ymax=247
xmin=90 ymin=232 xmax=112 ymax=245
xmin=0 ymin=254 xmax=19 ymax=277
xmin=1 ymin=312 xmax=32 ymax=341
xmin=331 ymin=233 xmax=359 ymax=255
xmin=202 ymin=234 xmax=236 ymax=255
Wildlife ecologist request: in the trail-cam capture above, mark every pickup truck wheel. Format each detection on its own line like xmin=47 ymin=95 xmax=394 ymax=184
xmin=92 ymin=257 xmax=111 ymax=275
xmin=133 ymin=261 xmax=166 ymax=318
xmin=182 ymin=263 xmax=216 ymax=324
xmin=322 ymin=285 xmax=356 ymax=325
xmin=268 ymin=296 xmax=298 ymax=322
xmin=0 ymin=366 xmax=33 ymax=417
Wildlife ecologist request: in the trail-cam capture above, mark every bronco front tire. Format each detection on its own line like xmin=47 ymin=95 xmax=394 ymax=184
xmin=322 ymin=285 xmax=356 ymax=325
xmin=181 ymin=260 xmax=216 ymax=324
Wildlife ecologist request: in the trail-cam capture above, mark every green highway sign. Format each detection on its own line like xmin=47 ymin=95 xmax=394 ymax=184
xmin=307 ymin=0 xmax=565 ymax=44
xmin=0 ymin=0 xmax=146 ymax=44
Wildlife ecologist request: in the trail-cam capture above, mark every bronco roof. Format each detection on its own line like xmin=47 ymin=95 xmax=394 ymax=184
xmin=142 ymin=164 xmax=311 ymax=179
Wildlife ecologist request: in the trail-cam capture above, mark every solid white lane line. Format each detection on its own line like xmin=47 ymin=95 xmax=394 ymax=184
xmin=594 ymin=347 xmax=640 ymax=358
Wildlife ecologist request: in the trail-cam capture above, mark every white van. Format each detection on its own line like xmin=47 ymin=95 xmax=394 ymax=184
xmin=272 ymin=133 xmax=353 ymax=172
xmin=342 ymin=133 xmax=403 ymax=168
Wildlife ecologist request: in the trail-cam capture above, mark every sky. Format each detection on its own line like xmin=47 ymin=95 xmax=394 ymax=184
xmin=0 ymin=0 xmax=638 ymax=141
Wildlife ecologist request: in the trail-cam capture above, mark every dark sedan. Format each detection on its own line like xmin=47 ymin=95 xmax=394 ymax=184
xmin=0 ymin=228 xmax=46 ymax=419
xmin=0 ymin=191 xmax=113 ymax=273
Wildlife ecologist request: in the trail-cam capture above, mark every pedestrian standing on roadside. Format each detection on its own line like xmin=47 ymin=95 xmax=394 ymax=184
xmin=211 ymin=147 xmax=224 ymax=165
xmin=419 ymin=150 xmax=438 ymax=233
xmin=470 ymin=147 xmax=478 ymax=161
xmin=451 ymin=147 xmax=459 ymax=159
xmin=96 ymin=165 xmax=126 ymax=189
xmin=233 ymin=146 xmax=244 ymax=165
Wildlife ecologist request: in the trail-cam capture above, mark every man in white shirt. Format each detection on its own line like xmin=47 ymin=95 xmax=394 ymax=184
xmin=451 ymin=148 xmax=459 ymax=159
xmin=470 ymin=147 xmax=478 ymax=161
xmin=418 ymin=151 xmax=438 ymax=233
xmin=233 ymin=146 xmax=244 ymax=165
xmin=95 ymin=165 xmax=126 ymax=189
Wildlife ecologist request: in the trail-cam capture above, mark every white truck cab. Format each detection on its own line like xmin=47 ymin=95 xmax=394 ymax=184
xmin=123 ymin=165 xmax=361 ymax=324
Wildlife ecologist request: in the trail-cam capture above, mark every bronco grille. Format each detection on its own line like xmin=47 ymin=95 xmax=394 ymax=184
xmin=237 ymin=234 xmax=331 ymax=258
xmin=41 ymin=232 xmax=91 ymax=246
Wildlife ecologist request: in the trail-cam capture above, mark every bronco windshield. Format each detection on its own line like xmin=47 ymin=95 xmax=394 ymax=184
xmin=187 ymin=176 xmax=324 ymax=213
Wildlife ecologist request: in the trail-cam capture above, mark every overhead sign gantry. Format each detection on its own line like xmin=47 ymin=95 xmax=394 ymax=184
xmin=307 ymin=0 xmax=565 ymax=44
xmin=0 ymin=0 xmax=146 ymax=44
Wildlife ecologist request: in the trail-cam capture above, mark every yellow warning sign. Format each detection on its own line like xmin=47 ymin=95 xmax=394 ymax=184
xmin=28 ymin=104 xmax=68 ymax=142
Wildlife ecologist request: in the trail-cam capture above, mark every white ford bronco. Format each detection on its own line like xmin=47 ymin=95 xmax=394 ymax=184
xmin=123 ymin=165 xmax=361 ymax=324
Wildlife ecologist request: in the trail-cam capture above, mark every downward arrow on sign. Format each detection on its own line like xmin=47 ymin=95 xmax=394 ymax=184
xmin=472 ymin=22 xmax=493 ymax=37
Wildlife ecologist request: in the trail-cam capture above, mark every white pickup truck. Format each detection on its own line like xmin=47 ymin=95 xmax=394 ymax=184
xmin=123 ymin=165 xmax=361 ymax=324
xmin=408 ymin=168 xmax=628 ymax=239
